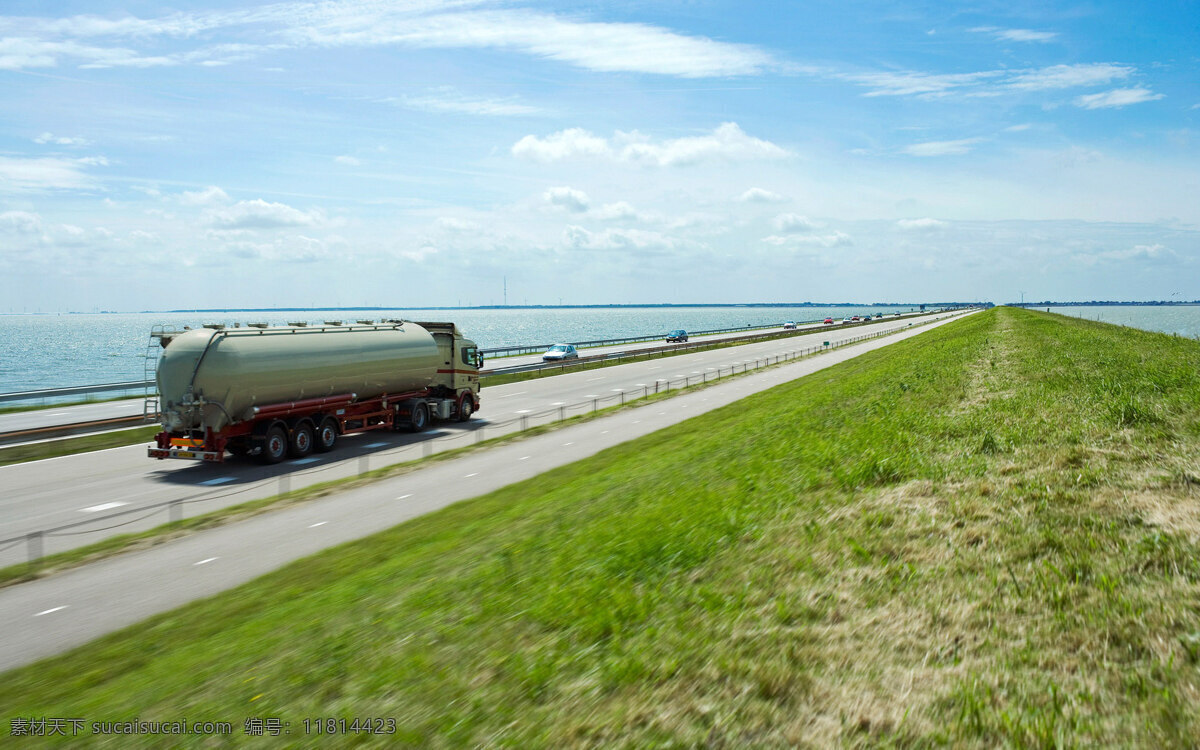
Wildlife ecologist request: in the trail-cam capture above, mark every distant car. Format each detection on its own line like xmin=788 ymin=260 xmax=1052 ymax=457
xmin=851 ymin=315 xmax=860 ymax=321
xmin=875 ymin=313 xmax=884 ymax=319
xmin=783 ymin=321 xmax=796 ymax=329
xmin=823 ymin=317 xmax=834 ymax=324
xmin=542 ymin=344 xmax=578 ymax=361
xmin=666 ymin=329 xmax=688 ymax=342
xmin=842 ymin=317 xmax=852 ymax=323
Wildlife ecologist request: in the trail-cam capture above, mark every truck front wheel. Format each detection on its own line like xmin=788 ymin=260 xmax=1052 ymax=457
xmin=407 ymin=402 xmax=429 ymax=432
xmin=457 ymin=395 xmax=474 ymax=422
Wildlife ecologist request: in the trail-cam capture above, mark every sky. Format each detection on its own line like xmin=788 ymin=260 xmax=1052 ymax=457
xmin=1 ymin=0 xmax=1197 ymax=311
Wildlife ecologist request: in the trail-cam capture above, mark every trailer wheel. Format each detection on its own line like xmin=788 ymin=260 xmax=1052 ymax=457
xmin=260 ymin=425 xmax=288 ymax=464
xmin=289 ymin=421 xmax=314 ymax=458
xmin=407 ymin=402 xmax=429 ymax=432
xmin=315 ymin=418 xmax=338 ymax=453
xmin=457 ymin=395 xmax=474 ymax=422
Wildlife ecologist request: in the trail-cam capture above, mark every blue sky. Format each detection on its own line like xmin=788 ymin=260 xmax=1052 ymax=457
xmin=1 ymin=0 xmax=1197 ymax=310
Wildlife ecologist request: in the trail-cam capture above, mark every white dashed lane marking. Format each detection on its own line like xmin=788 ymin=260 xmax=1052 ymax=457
xmin=193 ymin=557 xmax=218 ymax=566
xmin=309 ymin=521 xmax=327 ymax=528
xmin=519 ymin=456 xmax=531 ymax=461
xmin=80 ymin=502 xmax=127 ymax=513
xmin=396 ymin=494 xmax=413 ymax=500
xmin=465 ymin=472 xmax=479 ymax=478
xmin=494 ymin=391 xmax=527 ymax=399
xmin=34 ymin=606 xmax=68 ymax=617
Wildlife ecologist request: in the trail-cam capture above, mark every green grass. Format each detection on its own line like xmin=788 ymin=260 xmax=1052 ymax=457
xmin=4 ymin=307 xmax=1199 ymax=747
xmin=0 ymin=426 xmax=159 ymax=468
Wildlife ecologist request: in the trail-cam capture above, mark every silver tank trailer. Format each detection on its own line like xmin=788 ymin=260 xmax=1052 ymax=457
xmin=157 ymin=323 xmax=440 ymax=434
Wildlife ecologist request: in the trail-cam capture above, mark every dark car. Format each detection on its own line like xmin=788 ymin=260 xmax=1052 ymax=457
xmin=666 ymin=329 xmax=688 ymax=342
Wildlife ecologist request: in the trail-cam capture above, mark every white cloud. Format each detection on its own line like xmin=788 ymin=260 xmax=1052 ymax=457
xmin=512 ymin=128 xmax=612 ymax=162
xmin=590 ymin=201 xmax=641 ymax=221
xmin=513 ymin=123 xmax=790 ymax=167
xmin=762 ymin=231 xmax=851 ymax=248
xmin=971 ymin=27 xmax=1058 ymax=43
xmin=334 ymin=155 xmax=361 ymax=166
xmin=0 ymin=210 xmax=44 ymax=234
xmin=1075 ymin=87 xmax=1164 ymax=110
xmin=843 ymin=63 xmax=1136 ymax=100
xmin=34 ymin=132 xmax=89 ymax=146
xmin=897 ymin=218 xmax=947 ymax=231
xmin=206 ymin=199 xmax=323 ymax=229
xmin=388 ymin=87 xmax=541 ymax=116
xmin=1006 ymin=63 xmax=1132 ymax=91
xmin=903 ymin=138 xmax=983 ymax=157
xmin=771 ymin=213 xmax=819 ymax=233
xmin=1101 ymin=243 xmax=1172 ymax=261
xmin=436 ymin=217 xmax=479 ymax=232
xmin=1005 ymin=124 xmax=1033 ymax=132
xmin=544 ymin=186 xmax=590 ymax=212
xmin=845 ymin=70 xmax=1001 ymax=97
xmin=5 ymin=4 xmax=775 ymax=78
xmin=178 ymin=186 xmax=230 ymax=206
xmin=0 ymin=155 xmax=100 ymax=191
xmin=736 ymin=187 xmax=785 ymax=203
xmin=563 ymin=225 xmax=679 ymax=252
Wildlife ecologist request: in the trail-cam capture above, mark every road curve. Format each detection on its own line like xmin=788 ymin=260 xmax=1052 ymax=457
xmin=0 ymin=310 xmax=975 ymax=671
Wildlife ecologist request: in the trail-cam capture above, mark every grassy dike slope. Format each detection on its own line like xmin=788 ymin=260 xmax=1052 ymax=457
xmin=3 ymin=307 xmax=1200 ymax=747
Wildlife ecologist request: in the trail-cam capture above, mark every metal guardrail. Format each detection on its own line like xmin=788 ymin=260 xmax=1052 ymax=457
xmin=0 ymin=310 xmax=972 ymax=568
xmin=0 ymin=380 xmax=154 ymax=405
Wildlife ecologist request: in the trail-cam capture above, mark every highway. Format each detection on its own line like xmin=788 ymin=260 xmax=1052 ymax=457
xmin=0 ymin=310 xmax=974 ymax=671
xmin=0 ymin=313 xmax=959 ymax=569
xmin=0 ymin=314 xmax=920 ymax=434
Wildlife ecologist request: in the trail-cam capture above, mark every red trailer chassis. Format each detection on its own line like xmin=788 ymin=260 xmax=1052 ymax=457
xmin=149 ymin=388 xmax=477 ymax=464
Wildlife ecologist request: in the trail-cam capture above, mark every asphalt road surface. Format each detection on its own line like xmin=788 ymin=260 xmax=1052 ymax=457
xmin=0 ymin=310 xmax=975 ymax=671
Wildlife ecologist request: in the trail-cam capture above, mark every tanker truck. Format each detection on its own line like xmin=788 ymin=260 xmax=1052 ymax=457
xmin=148 ymin=321 xmax=482 ymax=464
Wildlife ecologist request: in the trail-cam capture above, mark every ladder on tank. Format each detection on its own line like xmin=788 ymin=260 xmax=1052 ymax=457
xmin=144 ymin=324 xmax=179 ymax=423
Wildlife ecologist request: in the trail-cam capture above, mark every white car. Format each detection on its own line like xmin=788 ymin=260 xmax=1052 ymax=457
xmin=783 ymin=321 xmax=796 ymax=329
xmin=542 ymin=344 xmax=578 ymax=361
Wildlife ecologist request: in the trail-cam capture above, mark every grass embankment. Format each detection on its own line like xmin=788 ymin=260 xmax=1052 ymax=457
xmin=4 ymin=307 xmax=1200 ymax=746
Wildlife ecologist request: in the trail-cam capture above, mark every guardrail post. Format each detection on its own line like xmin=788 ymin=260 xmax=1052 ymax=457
xmin=170 ymin=498 xmax=183 ymax=523
xmin=359 ymin=454 xmax=369 ymax=476
xmin=620 ymin=391 xmax=625 ymax=405
xmin=475 ymin=427 xmax=484 ymax=444
xmin=27 ymin=532 xmax=42 ymax=563
xmin=423 ymin=440 xmax=432 ymax=457
xmin=521 ymin=415 xmax=528 ymax=431
xmin=559 ymin=406 xmax=565 ymax=422
xmin=593 ymin=398 xmax=598 ymax=412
